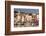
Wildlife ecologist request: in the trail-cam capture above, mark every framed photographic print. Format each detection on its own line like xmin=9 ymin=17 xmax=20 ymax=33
xmin=5 ymin=1 xmax=45 ymax=35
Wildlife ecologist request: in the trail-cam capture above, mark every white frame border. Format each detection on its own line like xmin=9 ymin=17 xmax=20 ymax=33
xmin=11 ymin=5 xmax=42 ymax=31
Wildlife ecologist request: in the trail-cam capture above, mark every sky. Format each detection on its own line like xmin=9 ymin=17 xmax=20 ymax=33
xmin=14 ymin=8 xmax=39 ymax=14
